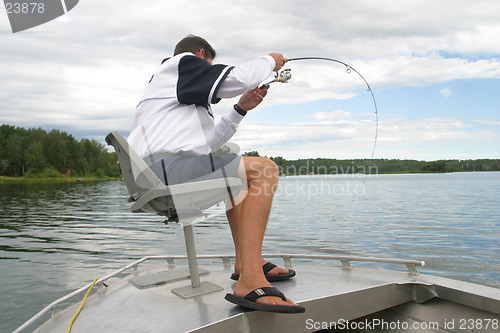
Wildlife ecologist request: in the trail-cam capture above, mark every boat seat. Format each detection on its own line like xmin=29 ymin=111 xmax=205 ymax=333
xmin=105 ymin=131 xmax=242 ymax=223
xmin=105 ymin=131 xmax=242 ymax=298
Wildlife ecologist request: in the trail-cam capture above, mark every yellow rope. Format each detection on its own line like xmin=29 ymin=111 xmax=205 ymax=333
xmin=66 ymin=278 xmax=99 ymax=333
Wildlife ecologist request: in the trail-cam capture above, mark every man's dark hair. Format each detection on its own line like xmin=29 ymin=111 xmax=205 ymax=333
xmin=174 ymin=35 xmax=217 ymax=59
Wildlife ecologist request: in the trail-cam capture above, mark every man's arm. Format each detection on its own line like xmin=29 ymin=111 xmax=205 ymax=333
xmin=210 ymin=86 xmax=270 ymax=153
xmin=216 ymin=53 xmax=286 ymax=99
xmin=210 ymin=52 xmax=285 ymax=152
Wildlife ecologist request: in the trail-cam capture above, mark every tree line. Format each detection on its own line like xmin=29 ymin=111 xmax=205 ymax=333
xmin=0 ymin=125 xmax=120 ymax=178
xmin=2 ymin=124 xmax=498 ymax=179
xmin=243 ymin=151 xmax=500 ymax=175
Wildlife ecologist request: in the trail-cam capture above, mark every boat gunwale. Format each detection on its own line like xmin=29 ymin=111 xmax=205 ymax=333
xmin=13 ymin=253 xmax=425 ymax=333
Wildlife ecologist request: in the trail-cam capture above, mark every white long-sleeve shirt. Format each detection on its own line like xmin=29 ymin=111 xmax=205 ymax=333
xmin=128 ymin=53 xmax=275 ymax=159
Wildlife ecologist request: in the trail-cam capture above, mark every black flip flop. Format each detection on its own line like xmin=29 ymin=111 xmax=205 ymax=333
xmin=225 ymin=287 xmax=305 ymax=313
xmin=230 ymin=262 xmax=296 ymax=282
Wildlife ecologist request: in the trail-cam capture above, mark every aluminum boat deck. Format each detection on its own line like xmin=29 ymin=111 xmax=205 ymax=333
xmin=15 ymin=254 xmax=500 ymax=333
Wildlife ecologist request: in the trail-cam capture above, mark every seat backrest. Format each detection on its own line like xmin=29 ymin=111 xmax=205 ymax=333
xmin=106 ymin=131 xmax=243 ymax=223
xmin=105 ymin=131 xmax=165 ymax=200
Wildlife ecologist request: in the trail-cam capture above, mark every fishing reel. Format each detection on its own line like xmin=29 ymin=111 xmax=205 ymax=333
xmin=260 ymin=68 xmax=292 ymax=88
xmin=276 ymin=68 xmax=292 ymax=83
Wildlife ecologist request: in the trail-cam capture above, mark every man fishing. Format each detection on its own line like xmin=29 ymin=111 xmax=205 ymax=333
xmin=128 ymin=35 xmax=305 ymax=313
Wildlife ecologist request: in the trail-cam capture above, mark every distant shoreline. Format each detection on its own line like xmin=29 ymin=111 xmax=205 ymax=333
xmin=0 ymin=176 xmax=118 ymax=184
xmin=280 ymin=170 xmax=498 ymax=176
xmin=268 ymin=158 xmax=500 ymax=176
xmin=2 ymin=170 xmax=499 ymax=184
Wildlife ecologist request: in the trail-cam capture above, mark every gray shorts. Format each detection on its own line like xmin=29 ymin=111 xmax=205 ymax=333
xmin=146 ymin=151 xmax=242 ymax=186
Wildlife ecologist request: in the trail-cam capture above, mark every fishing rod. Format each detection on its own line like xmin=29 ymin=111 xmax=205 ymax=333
xmin=262 ymin=57 xmax=379 ymax=181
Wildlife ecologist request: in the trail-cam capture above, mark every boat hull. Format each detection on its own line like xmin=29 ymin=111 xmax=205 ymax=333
xmin=23 ymin=256 xmax=500 ymax=333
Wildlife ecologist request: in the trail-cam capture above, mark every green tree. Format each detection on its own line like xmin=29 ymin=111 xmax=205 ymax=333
xmin=243 ymin=151 xmax=260 ymax=157
xmin=44 ymin=129 xmax=68 ymax=169
xmin=24 ymin=141 xmax=46 ymax=173
xmin=0 ymin=124 xmax=120 ymax=178
xmin=421 ymin=160 xmax=446 ymax=172
xmin=5 ymin=133 xmax=23 ymax=176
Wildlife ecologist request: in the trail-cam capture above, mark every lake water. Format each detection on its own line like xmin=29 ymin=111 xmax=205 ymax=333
xmin=1 ymin=172 xmax=499 ymax=332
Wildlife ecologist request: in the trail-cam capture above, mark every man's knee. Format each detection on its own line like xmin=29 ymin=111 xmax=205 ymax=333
xmin=241 ymin=156 xmax=279 ymax=180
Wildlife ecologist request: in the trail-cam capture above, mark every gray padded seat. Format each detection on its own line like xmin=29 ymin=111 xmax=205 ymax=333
xmin=105 ymin=131 xmax=242 ymax=297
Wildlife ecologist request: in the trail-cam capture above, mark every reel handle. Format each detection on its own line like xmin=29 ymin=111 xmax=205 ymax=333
xmin=259 ymin=68 xmax=292 ymax=89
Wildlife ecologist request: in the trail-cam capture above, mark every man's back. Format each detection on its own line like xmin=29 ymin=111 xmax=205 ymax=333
xmin=129 ymin=52 xmax=233 ymax=159
xmin=128 ymin=52 xmax=275 ymax=160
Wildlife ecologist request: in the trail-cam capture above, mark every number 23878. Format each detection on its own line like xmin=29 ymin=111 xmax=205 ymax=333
xmin=5 ymin=2 xmax=45 ymax=14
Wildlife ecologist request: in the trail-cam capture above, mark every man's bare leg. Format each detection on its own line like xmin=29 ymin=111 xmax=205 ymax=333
xmin=227 ymin=202 xmax=290 ymax=276
xmin=226 ymin=156 xmax=298 ymax=306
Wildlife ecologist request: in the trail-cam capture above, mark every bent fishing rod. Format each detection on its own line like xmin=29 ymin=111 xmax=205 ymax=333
xmin=262 ymin=56 xmax=379 ymax=181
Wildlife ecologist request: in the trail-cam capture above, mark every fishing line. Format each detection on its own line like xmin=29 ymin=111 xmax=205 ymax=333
xmin=266 ymin=57 xmax=379 ymax=182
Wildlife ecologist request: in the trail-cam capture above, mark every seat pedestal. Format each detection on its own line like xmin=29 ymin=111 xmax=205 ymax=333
xmin=171 ymin=223 xmax=223 ymax=299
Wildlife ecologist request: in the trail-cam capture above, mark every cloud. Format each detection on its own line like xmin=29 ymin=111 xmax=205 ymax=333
xmin=440 ymin=87 xmax=453 ymax=99
xmin=475 ymin=119 xmax=500 ymax=126
xmin=226 ymin=113 xmax=497 ymax=160
xmin=311 ymin=110 xmax=351 ymax=122
xmin=1 ymin=0 xmax=500 ymax=159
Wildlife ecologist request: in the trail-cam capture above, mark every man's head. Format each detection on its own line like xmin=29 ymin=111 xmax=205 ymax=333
xmin=174 ymin=35 xmax=216 ymax=63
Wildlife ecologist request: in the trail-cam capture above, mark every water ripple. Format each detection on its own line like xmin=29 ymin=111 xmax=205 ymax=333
xmin=1 ymin=173 xmax=499 ymax=332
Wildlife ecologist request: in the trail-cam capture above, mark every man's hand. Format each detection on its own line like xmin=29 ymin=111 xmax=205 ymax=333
xmin=237 ymin=85 xmax=270 ymax=112
xmin=268 ymin=53 xmax=287 ymax=72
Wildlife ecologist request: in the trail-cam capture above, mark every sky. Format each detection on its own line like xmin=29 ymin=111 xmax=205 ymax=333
xmin=1 ymin=0 xmax=499 ymax=161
